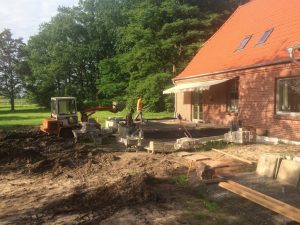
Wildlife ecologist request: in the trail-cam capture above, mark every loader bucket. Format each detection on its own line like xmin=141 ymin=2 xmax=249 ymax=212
xmin=59 ymin=127 xmax=75 ymax=139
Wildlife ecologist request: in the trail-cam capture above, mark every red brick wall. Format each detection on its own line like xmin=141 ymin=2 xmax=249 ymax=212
xmin=175 ymin=63 xmax=300 ymax=141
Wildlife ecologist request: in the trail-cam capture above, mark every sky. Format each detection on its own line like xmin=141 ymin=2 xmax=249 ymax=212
xmin=0 ymin=0 xmax=78 ymax=42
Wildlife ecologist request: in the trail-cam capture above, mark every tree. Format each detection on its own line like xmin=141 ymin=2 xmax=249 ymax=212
xmin=104 ymin=0 xmax=230 ymax=111
xmin=0 ymin=29 xmax=24 ymax=111
xmin=23 ymin=0 xmax=244 ymax=110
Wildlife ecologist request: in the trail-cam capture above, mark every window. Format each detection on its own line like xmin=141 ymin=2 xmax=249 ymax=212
xmin=276 ymin=77 xmax=300 ymax=115
xmin=227 ymin=79 xmax=239 ymax=112
xmin=51 ymin=100 xmax=56 ymax=115
xmin=256 ymin=28 xmax=273 ymax=45
xmin=58 ymin=99 xmax=76 ymax=115
xmin=236 ymin=35 xmax=252 ymax=50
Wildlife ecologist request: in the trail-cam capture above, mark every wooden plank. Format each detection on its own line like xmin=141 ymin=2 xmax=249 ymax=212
xmin=177 ymin=151 xmax=194 ymax=157
xmin=219 ymin=180 xmax=300 ymax=223
xmin=184 ymin=154 xmax=210 ymax=162
xmin=212 ymin=148 xmax=256 ymax=165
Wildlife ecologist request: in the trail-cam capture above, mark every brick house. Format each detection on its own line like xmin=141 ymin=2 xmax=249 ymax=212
xmin=164 ymin=0 xmax=300 ymax=141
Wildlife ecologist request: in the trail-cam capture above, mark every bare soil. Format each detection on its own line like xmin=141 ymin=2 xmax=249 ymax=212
xmin=0 ymin=129 xmax=299 ymax=225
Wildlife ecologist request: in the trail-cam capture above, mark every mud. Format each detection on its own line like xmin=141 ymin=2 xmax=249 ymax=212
xmin=0 ymin=129 xmax=96 ymax=174
xmin=1 ymin=130 xmax=299 ymax=225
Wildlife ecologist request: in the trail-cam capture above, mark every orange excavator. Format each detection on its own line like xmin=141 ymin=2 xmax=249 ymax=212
xmin=40 ymin=97 xmax=121 ymax=140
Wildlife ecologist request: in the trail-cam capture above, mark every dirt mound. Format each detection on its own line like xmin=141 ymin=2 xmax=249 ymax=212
xmin=0 ymin=130 xmax=124 ymax=176
xmin=0 ymin=130 xmax=77 ymax=174
xmin=0 ymin=146 xmax=45 ymax=164
xmin=19 ymin=173 xmax=159 ymax=224
xmin=1 ymin=129 xmax=45 ymax=140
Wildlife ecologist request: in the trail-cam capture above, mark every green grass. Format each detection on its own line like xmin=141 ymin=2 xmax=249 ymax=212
xmin=196 ymin=140 xmax=235 ymax=151
xmin=196 ymin=192 xmax=220 ymax=212
xmin=0 ymin=103 xmax=173 ymax=130
xmin=0 ymin=104 xmax=49 ymax=130
xmin=172 ymin=175 xmax=189 ymax=187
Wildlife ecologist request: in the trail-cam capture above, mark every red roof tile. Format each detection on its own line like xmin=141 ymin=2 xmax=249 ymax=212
xmin=175 ymin=0 xmax=300 ymax=80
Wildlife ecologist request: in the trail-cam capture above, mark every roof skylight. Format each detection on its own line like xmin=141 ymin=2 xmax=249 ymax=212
xmin=236 ymin=35 xmax=252 ymax=51
xmin=256 ymin=28 xmax=274 ymax=45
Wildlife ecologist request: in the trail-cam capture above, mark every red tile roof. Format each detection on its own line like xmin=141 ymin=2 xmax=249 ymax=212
xmin=175 ymin=0 xmax=300 ymax=80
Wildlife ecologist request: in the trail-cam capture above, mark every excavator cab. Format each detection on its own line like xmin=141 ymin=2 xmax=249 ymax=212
xmin=51 ymin=97 xmax=78 ymax=124
xmin=41 ymin=97 xmax=78 ymax=137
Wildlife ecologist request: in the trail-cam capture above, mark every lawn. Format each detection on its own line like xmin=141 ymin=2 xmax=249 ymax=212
xmin=0 ymin=103 xmax=173 ymax=130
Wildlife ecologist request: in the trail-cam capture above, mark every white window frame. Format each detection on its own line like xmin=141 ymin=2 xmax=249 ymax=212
xmin=276 ymin=76 xmax=300 ymax=116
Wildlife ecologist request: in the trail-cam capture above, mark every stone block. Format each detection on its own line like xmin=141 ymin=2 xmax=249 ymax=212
xmin=256 ymin=154 xmax=282 ymax=178
xmin=277 ymin=159 xmax=300 ymax=187
xmin=174 ymin=137 xmax=203 ymax=150
xmin=147 ymin=141 xmax=175 ymax=153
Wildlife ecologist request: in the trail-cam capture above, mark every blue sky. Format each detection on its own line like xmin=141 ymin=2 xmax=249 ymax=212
xmin=0 ymin=0 xmax=78 ymax=42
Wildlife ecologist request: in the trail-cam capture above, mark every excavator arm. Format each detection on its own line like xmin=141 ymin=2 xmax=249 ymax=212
xmin=80 ymin=103 xmax=118 ymax=122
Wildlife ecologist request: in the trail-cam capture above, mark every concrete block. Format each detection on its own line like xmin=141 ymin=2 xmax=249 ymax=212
xmin=224 ymin=131 xmax=255 ymax=144
xmin=174 ymin=137 xmax=203 ymax=150
xmin=224 ymin=132 xmax=233 ymax=142
xmin=256 ymin=154 xmax=282 ymax=178
xmin=277 ymin=159 xmax=300 ymax=187
xmin=147 ymin=141 xmax=175 ymax=153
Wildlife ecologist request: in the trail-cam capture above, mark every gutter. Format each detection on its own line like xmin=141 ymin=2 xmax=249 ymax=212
xmin=173 ymin=58 xmax=292 ymax=82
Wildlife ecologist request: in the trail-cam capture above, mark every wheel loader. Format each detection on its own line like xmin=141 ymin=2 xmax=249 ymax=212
xmin=40 ymin=97 xmax=120 ymax=142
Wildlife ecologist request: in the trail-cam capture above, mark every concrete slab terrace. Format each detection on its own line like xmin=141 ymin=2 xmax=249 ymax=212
xmin=142 ymin=119 xmax=229 ymax=139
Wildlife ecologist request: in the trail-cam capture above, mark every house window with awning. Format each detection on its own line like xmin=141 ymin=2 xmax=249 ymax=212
xmin=276 ymin=77 xmax=300 ymax=115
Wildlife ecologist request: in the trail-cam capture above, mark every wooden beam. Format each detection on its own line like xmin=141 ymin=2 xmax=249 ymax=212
xmin=219 ymin=180 xmax=300 ymax=223
xmin=212 ymin=148 xmax=256 ymax=165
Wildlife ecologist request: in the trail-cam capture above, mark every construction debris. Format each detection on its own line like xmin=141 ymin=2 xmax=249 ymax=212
xmin=224 ymin=129 xmax=255 ymax=144
xmin=219 ymin=180 xmax=300 ymax=223
xmin=145 ymin=141 xmax=175 ymax=154
xmin=117 ymin=124 xmax=143 ymax=149
xmin=174 ymin=135 xmax=223 ymax=150
xmin=174 ymin=137 xmax=203 ymax=150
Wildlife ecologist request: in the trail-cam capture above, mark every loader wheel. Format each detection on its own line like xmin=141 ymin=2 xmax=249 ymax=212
xmin=59 ymin=128 xmax=74 ymax=139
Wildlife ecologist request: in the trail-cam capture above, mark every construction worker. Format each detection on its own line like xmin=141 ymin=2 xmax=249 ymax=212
xmin=134 ymin=96 xmax=143 ymax=121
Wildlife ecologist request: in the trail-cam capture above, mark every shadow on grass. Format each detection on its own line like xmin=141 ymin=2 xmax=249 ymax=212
xmin=0 ymin=116 xmax=47 ymax=122
xmin=0 ymin=108 xmax=48 ymax=114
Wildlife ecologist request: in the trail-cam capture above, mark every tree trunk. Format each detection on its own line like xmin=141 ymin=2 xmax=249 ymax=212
xmin=10 ymin=95 xmax=15 ymax=111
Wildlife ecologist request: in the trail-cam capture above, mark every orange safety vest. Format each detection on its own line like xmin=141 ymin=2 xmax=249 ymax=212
xmin=137 ymin=98 xmax=142 ymax=111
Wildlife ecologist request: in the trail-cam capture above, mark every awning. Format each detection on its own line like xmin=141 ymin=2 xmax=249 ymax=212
xmin=163 ymin=78 xmax=231 ymax=94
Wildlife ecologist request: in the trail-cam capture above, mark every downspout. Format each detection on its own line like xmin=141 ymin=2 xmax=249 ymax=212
xmin=172 ymin=79 xmax=177 ymax=118
xmin=287 ymin=44 xmax=300 ymax=66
